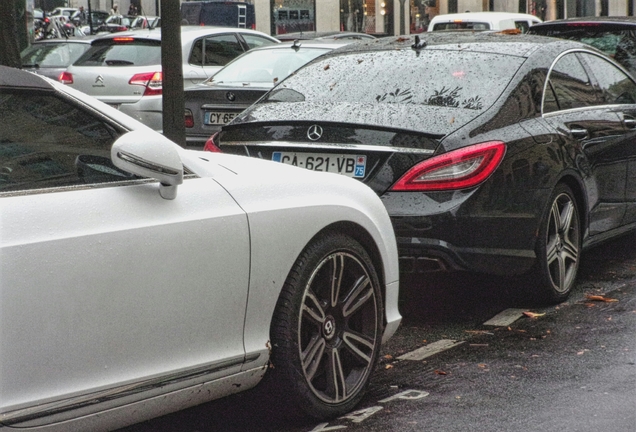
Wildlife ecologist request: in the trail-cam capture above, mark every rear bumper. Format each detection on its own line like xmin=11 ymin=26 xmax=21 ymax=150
xmin=185 ymin=133 xmax=215 ymax=149
xmin=396 ymin=236 xmax=536 ymax=275
xmin=113 ymin=96 xmax=163 ymax=131
xmin=382 ymin=187 xmax=551 ymax=276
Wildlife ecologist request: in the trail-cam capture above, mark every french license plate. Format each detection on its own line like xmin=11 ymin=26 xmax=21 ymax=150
xmin=204 ymin=111 xmax=237 ymax=125
xmin=272 ymin=152 xmax=366 ymax=178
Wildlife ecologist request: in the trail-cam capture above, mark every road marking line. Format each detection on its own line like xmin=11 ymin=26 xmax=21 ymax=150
xmin=397 ymin=339 xmax=464 ymax=361
xmin=483 ymin=308 xmax=526 ymax=327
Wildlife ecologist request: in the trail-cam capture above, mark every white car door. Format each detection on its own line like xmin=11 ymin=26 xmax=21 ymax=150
xmin=1 ymin=178 xmax=250 ymax=422
xmin=0 ymin=89 xmax=250 ymax=424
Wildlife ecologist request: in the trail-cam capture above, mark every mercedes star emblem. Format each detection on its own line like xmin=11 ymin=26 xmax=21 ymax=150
xmin=307 ymin=124 xmax=323 ymax=141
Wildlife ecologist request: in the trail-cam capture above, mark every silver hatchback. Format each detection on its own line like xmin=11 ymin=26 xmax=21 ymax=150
xmin=62 ymin=26 xmax=279 ymax=131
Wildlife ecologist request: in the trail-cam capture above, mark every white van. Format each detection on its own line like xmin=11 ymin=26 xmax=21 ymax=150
xmin=427 ymin=12 xmax=542 ymax=33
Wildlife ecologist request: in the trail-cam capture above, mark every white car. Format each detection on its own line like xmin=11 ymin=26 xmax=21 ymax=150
xmin=62 ymin=27 xmax=279 ymax=132
xmin=0 ymin=66 xmax=401 ymax=430
xmin=428 ymin=12 xmax=541 ymax=33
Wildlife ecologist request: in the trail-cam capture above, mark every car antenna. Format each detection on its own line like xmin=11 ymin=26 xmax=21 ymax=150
xmin=291 ymin=39 xmax=301 ymax=51
xmin=411 ymin=35 xmax=427 ymax=50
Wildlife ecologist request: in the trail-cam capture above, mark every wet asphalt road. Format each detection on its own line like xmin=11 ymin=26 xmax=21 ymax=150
xmin=118 ymin=232 xmax=636 ymax=432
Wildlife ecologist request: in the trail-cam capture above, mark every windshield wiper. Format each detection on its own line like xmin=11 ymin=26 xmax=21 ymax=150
xmin=105 ymin=59 xmax=134 ymax=66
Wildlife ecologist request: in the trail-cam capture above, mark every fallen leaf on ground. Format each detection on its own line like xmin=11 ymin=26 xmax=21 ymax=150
xmin=385 ymin=364 xmax=394 ymax=369
xmin=477 ymin=363 xmax=487 ymax=368
xmin=384 ymin=354 xmax=393 ymax=360
xmin=323 ymin=64 xmax=330 ymax=70
xmin=434 ymin=370 xmax=447 ymax=375
xmin=523 ymin=311 xmax=546 ymax=318
xmin=585 ymin=294 xmax=618 ymax=302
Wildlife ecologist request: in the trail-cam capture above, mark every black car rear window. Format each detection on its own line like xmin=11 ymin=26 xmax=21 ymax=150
xmin=73 ymin=39 xmax=161 ymax=67
xmin=264 ymin=49 xmax=523 ymax=111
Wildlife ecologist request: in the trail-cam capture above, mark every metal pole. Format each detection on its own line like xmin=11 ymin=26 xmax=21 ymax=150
xmin=399 ymin=0 xmax=406 ymax=35
xmin=160 ymin=0 xmax=185 ymax=147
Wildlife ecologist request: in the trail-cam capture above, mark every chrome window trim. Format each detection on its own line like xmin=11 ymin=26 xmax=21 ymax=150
xmin=542 ymin=103 xmax=628 ymax=118
xmin=221 ymin=141 xmax=435 ymax=155
xmin=0 ymin=353 xmax=259 ymax=425
xmin=541 ymin=48 xmax=636 ymax=116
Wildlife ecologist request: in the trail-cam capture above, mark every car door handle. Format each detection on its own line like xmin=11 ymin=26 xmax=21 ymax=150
xmin=569 ymin=128 xmax=588 ymax=139
xmin=624 ymin=118 xmax=636 ymax=129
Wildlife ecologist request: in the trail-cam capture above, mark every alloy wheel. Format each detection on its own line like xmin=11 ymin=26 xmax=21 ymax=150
xmin=298 ymin=251 xmax=379 ymax=404
xmin=545 ymin=192 xmax=580 ymax=293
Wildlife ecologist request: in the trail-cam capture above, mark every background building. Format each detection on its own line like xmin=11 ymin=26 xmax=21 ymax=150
xmin=32 ymin=1 xmax=636 ymax=36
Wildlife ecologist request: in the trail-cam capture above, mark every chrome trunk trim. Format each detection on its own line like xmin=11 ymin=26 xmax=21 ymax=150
xmin=221 ymin=141 xmax=435 ymax=154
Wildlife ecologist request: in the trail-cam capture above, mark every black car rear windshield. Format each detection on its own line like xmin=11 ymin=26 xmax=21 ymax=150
xmin=73 ymin=39 xmax=161 ymax=67
xmin=262 ymin=49 xmax=523 ymax=111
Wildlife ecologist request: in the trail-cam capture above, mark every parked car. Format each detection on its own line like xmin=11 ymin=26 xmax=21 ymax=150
xmin=20 ymin=38 xmax=93 ymax=81
xmin=62 ymin=26 xmax=279 ymax=131
xmin=48 ymin=7 xmax=78 ymax=19
xmin=428 ymin=12 xmax=541 ymax=33
xmin=181 ymin=0 xmax=254 ymax=28
xmin=0 ymin=65 xmax=401 ymax=430
xmin=130 ymin=15 xmax=161 ymax=30
xmin=528 ymin=16 xmax=636 ymax=77
xmin=96 ymin=14 xmax=136 ymax=33
xmin=185 ymin=39 xmax=355 ymax=147
xmin=211 ymin=32 xmax=636 ymax=303
xmin=74 ymin=10 xmax=110 ymax=34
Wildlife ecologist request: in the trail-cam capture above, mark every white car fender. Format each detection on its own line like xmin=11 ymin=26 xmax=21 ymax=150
xmin=186 ymin=152 xmax=401 ymax=364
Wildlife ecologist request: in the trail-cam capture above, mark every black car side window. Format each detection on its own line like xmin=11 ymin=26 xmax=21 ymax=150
xmin=0 ymin=90 xmax=130 ymax=193
xmin=545 ymin=53 xmax=599 ymax=113
xmin=579 ymin=53 xmax=636 ymax=105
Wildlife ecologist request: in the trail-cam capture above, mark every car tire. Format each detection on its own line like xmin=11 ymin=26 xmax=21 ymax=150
xmin=532 ymin=183 xmax=581 ymax=303
xmin=269 ymin=232 xmax=384 ymax=419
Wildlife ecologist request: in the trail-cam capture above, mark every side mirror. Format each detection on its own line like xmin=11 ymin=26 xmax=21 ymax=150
xmin=111 ymin=131 xmax=184 ymax=200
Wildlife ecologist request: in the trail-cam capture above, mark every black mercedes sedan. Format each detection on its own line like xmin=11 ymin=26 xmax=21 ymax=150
xmin=210 ymin=32 xmax=636 ymax=303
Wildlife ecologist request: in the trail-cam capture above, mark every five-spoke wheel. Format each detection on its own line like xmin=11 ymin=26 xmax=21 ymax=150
xmin=534 ymin=183 xmax=581 ymax=303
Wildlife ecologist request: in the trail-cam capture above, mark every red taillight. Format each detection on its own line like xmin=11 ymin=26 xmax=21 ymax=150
xmin=390 ymin=141 xmax=506 ymax=191
xmin=58 ymin=71 xmax=73 ymax=84
xmin=113 ymin=37 xmax=134 ymax=42
xmin=115 ymin=26 xmax=128 ymax=32
xmin=184 ymin=109 xmax=194 ymax=128
xmin=129 ymin=72 xmax=162 ymax=96
xmin=203 ymin=132 xmax=222 ymax=152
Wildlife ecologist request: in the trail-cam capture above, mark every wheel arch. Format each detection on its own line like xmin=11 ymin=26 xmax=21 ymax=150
xmin=556 ymin=172 xmax=588 ymax=234
xmin=312 ymin=221 xmax=387 ymax=312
